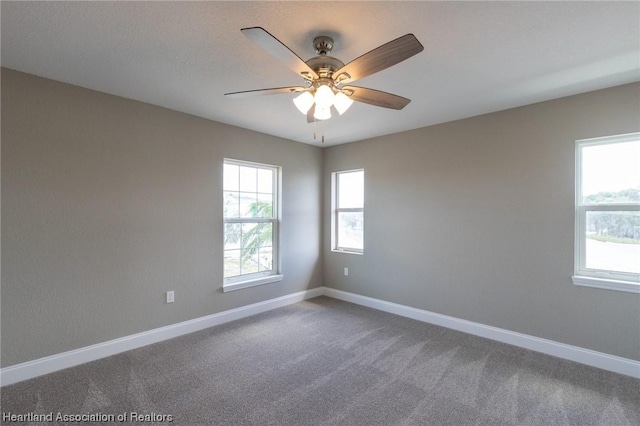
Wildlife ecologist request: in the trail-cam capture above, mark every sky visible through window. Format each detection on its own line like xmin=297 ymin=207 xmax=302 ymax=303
xmin=582 ymin=140 xmax=639 ymax=198
xmin=339 ymin=171 xmax=364 ymax=208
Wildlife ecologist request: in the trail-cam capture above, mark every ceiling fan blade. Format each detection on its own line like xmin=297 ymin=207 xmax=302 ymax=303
xmin=342 ymin=86 xmax=411 ymax=110
xmin=225 ymin=86 xmax=308 ymax=98
xmin=241 ymin=27 xmax=319 ymax=81
xmin=333 ymin=34 xmax=423 ymax=84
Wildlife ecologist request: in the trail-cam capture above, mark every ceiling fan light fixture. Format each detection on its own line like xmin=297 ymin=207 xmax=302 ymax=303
xmin=314 ymin=84 xmax=335 ymax=109
xmin=314 ymin=105 xmax=331 ymax=121
xmin=334 ymin=91 xmax=354 ymax=115
xmin=293 ymin=91 xmax=314 ymax=114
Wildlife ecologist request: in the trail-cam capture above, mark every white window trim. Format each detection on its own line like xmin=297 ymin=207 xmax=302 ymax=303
xmin=331 ymin=169 xmax=364 ymax=255
xmin=223 ymin=159 xmax=282 ymax=291
xmin=571 ymin=275 xmax=640 ymax=294
xmin=223 ymin=274 xmax=284 ymax=293
xmin=573 ymin=132 xmax=640 ymax=293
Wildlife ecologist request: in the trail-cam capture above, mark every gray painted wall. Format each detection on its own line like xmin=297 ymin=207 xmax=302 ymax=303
xmin=1 ymin=69 xmax=324 ymax=367
xmin=323 ymin=83 xmax=640 ymax=361
xmin=3 ymin=68 xmax=638 ymax=368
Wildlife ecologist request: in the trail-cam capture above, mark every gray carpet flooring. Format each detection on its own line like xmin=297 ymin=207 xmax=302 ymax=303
xmin=1 ymin=296 xmax=639 ymax=425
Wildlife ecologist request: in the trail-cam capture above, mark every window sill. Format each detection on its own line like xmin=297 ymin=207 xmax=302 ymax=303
xmin=331 ymin=249 xmax=363 ymax=256
xmin=572 ymin=275 xmax=640 ymax=294
xmin=223 ymin=274 xmax=283 ymax=293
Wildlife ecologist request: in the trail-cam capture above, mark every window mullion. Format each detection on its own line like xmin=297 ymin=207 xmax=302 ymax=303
xmin=581 ymin=204 xmax=640 ymax=212
xmin=337 ymin=207 xmax=364 ymax=213
xmin=224 ymin=218 xmax=274 ymax=224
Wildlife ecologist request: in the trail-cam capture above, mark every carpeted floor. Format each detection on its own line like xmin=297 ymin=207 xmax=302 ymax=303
xmin=1 ymin=296 xmax=639 ymax=425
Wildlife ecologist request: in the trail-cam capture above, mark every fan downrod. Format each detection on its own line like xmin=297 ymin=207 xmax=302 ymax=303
xmin=313 ymin=36 xmax=334 ymax=55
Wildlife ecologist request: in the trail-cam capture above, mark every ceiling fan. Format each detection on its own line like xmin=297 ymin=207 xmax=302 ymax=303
xmin=225 ymin=27 xmax=424 ymax=123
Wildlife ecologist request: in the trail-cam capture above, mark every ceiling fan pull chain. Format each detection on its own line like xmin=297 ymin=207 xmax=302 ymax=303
xmin=313 ymin=118 xmax=317 ymax=140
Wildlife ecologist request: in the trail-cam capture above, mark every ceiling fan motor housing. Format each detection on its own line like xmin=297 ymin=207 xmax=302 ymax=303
xmin=307 ymin=36 xmax=345 ymax=79
xmin=305 ymin=55 xmax=345 ymax=79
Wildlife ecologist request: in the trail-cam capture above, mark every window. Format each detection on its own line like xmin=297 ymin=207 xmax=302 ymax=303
xmin=223 ymin=159 xmax=281 ymax=291
xmin=573 ymin=133 xmax=640 ymax=293
xmin=332 ymin=169 xmax=364 ymax=253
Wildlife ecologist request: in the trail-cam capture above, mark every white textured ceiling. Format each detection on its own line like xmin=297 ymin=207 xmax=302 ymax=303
xmin=2 ymin=1 xmax=639 ymax=146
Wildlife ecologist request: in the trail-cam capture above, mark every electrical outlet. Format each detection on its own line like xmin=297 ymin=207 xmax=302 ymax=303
xmin=344 ymin=267 xmax=349 ymax=276
xmin=166 ymin=291 xmax=175 ymax=304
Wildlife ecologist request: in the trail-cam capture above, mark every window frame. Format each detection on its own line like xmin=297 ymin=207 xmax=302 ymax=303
xmin=573 ymin=132 xmax=640 ymax=293
xmin=223 ymin=159 xmax=282 ymax=292
xmin=331 ymin=169 xmax=364 ymax=255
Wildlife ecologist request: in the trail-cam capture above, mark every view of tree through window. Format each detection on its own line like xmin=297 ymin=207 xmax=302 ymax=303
xmin=577 ymin=135 xmax=639 ymax=279
xmin=223 ymin=161 xmax=277 ymax=280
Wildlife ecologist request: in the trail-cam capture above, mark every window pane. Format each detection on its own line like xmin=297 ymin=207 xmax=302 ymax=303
xmin=223 ymin=164 xmax=239 ymax=191
xmin=239 ymin=166 xmax=257 ymax=193
xmin=240 ymin=223 xmax=260 ymax=274
xmin=224 ymin=249 xmax=240 ymax=278
xmin=259 ymin=247 xmax=273 ymax=272
xmin=258 ymin=168 xmax=273 ymax=194
xmin=239 ymin=192 xmax=258 ymax=218
xmin=224 ymin=223 xmax=241 ymax=250
xmin=256 ymin=194 xmax=273 ymax=218
xmin=338 ymin=211 xmax=363 ymax=250
xmin=241 ymin=223 xmax=273 ymax=274
xmin=241 ymin=223 xmax=272 ymax=250
xmin=258 ymin=223 xmax=273 ymax=248
xmin=223 ymin=191 xmax=239 ymax=218
xmin=241 ymin=222 xmax=257 ymax=248
xmin=241 ymin=253 xmax=260 ymax=275
xmin=338 ymin=171 xmax=364 ymax=208
xmin=582 ymin=141 xmax=640 ymax=205
xmin=585 ymin=211 xmax=640 ymax=274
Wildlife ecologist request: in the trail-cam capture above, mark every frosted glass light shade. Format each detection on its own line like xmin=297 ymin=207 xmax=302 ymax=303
xmin=314 ymin=85 xmax=335 ymax=109
xmin=334 ymin=92 xmax=354 ymax=115
xmin=293 ymin=91 xmax=314 ymax=114
xmin=314 ymin=105 xmax=331 ymax=120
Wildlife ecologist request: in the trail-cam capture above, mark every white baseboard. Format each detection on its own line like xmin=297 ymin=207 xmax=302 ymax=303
xmin=0 ymin=287 xmax=323 ymax=386
xmin=2 ymin=285 xmax=638 ymax=386
xmin=322 ymin=287 xmax=640 ymax=379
